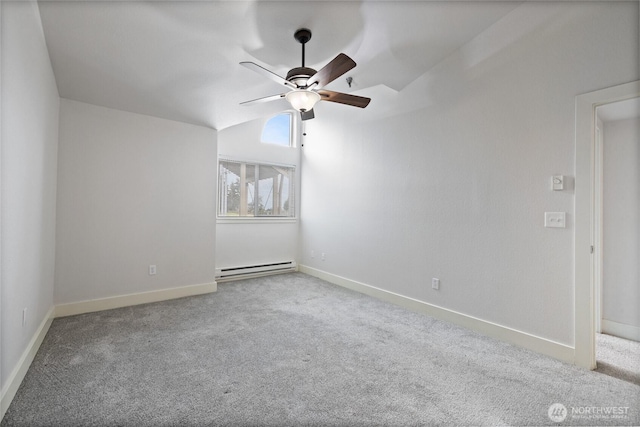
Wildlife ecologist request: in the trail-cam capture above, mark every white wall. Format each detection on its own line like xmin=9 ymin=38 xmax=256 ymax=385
xmin=55 ymin=99 xmax=216 ymax=304
xmin=602 ymin=117 xmax=639 ymax=332
xmin=300 ymin=2 xmax=639 ymax=346
xmin=216 ymin=114 xmax=300 ymax=268
xmin=1 ymin=0 xmax=59 ymax=393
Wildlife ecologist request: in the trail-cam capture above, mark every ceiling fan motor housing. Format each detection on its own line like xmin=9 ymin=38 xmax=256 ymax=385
xmin=286 ymin=67 xmax=317 ymax=88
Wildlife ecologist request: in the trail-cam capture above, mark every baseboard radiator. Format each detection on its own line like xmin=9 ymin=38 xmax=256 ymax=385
xmin=215 ymin=261 xmax=297 ymax=282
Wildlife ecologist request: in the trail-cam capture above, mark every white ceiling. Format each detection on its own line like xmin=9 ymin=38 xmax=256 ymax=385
xmin=38 ymin=1 xmax=522 ymax=130
xmin=597 ymin=97 xmax=640 ymax=122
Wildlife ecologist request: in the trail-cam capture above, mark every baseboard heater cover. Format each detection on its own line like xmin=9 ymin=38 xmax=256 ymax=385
xmin=215 ymin=261 xmax=297 ymax=280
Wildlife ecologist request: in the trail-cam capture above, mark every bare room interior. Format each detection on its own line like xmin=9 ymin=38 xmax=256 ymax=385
xmin=1 ymin=1 xmax=639 ymax=425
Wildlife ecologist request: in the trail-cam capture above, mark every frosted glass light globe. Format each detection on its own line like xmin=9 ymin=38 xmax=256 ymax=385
xmin=286 ymin=90 xmax=321 ymax=112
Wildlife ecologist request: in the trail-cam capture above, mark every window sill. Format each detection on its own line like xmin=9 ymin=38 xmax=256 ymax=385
xmin=216 ymin=217 xmax=298 ymax=224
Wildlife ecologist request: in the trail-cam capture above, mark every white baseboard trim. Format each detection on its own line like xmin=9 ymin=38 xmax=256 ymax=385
xmin=1 ymin=282 xmax=218 ymax=422
xmin=299 ymin=265 xmax=575 ymax=365
xmin=1 ymin=306 xmax=55 ymax=420
xmin=601 ymin=319 xmax=640 ymax=342
xmin=55 ymin=281 xmax=218 ymax=318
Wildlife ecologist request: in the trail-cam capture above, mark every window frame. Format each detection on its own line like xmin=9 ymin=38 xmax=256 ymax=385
xmin=217 ymin=157 xmax=297 ymax=222
xmin=260 ymin=112 xmax=294 ymax=148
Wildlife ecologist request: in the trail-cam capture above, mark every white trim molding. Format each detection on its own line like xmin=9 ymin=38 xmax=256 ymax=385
xmin=574 ymin=80 xmax=640 ymax=369
xmin=1 ymin=307 xmax=55 ymax=420
xmin=55 ymin=281 xmax=217 ymax=318
xmin=299 ymin=265 xmax=574 ymax=365
xmin=601 ymin=320 xmax=640 ymax=343
xmin=1 ymin=282 xmax=218 ymax=421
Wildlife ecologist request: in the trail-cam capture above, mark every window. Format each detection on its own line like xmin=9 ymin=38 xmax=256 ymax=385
xmin=261 ymin=113 xmax=292 ymax=147
xmin=218 ymin=160 xmax=295 ymax=218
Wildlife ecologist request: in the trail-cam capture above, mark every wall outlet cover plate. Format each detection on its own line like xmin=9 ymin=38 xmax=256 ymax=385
xmin=544 ymin=212 xmax=566 ymax=228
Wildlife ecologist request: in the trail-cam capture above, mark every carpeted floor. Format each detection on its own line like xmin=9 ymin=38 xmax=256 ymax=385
xmin=596 ymin=333 xmax=640 ymax=386
xmin=2 ymin=273 xmax=639 ymax=426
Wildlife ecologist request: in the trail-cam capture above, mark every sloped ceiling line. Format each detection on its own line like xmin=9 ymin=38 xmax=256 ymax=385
xmin=38 ymin=1 xmax=521 ymax=130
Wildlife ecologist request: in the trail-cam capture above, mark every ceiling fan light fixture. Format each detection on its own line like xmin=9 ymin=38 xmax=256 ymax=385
xmin=286 ymin=89 xmax=320 ymax=112
xmin=240 ymin=28 xmax=370 ymax=119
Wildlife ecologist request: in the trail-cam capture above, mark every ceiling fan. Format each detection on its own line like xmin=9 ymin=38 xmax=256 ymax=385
xmin=240 ymin=28 xmax=371 ymax=121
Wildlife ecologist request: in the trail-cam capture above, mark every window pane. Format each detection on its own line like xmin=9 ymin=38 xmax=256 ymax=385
xmin=219 ymin=161 xmax=256 ymax=216
xmin=261 ymin=113 xmax=292 ymax=147
xmin=219 ymin=160 xmax=295 ymax=218
xmin=257 ymin=165 xmax=294 ymax=216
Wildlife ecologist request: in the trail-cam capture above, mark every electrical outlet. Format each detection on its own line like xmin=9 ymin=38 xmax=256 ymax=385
xmin=22 ymin=308 xmax=27 ymax=327
xmin=311 ymin=250 xmax=315 ymax=258
xmin=544 ymin=212 xmax=566 ymax=228
xmin=321 ymin=252 xmax=326 ymax=261
xmin=149 ymin=265 xmax=157 ymax=275
xmin=432 ymin=278 xmax=440 ymax=290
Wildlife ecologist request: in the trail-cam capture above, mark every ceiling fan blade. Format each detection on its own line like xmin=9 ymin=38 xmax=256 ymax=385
xmin=318 ymin=90 xmax=371 ymax=108
xmin=240 ymin=93 xmax=286 ymax=106
xmin=307 ymin=53 xmax=356 ymax=89
xmin=240 ymin=62 xmax=296 ymax=89
xmin=300 ymin=109 xmax=315 ymax=121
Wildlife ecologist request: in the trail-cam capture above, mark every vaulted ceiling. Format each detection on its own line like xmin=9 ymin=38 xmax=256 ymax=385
xmin=38 ymin=1 xmax=523 ymax=130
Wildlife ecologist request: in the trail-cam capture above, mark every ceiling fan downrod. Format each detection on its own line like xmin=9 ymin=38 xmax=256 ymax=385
xmin=294 ymin=28 xmax=312 ymax=68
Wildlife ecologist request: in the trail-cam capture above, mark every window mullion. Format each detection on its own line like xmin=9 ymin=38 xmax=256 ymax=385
xmin=239 ymin=163 xmax=247 ymax=216
xmin=254 ymin=164 xmax=260 ymax=217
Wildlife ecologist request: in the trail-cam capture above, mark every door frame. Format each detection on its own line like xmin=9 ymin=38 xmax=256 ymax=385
xmin=574 ymin=80 xmax=640 ymax=369
xmin=593 ymin=122 xmax=603 ymax=335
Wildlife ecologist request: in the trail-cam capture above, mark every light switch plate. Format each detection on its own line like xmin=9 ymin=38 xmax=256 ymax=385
xmin=544 ymin=212 xmax=566 ymax=228
xmin=552 ymin=175 xmax=564 ymax=191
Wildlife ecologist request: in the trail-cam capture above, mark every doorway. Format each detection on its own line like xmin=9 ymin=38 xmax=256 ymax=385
xmin=593 ymin=98 xmax=640 ymax=383
xmin=574 ymin=80 xmax=640 ymax=370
